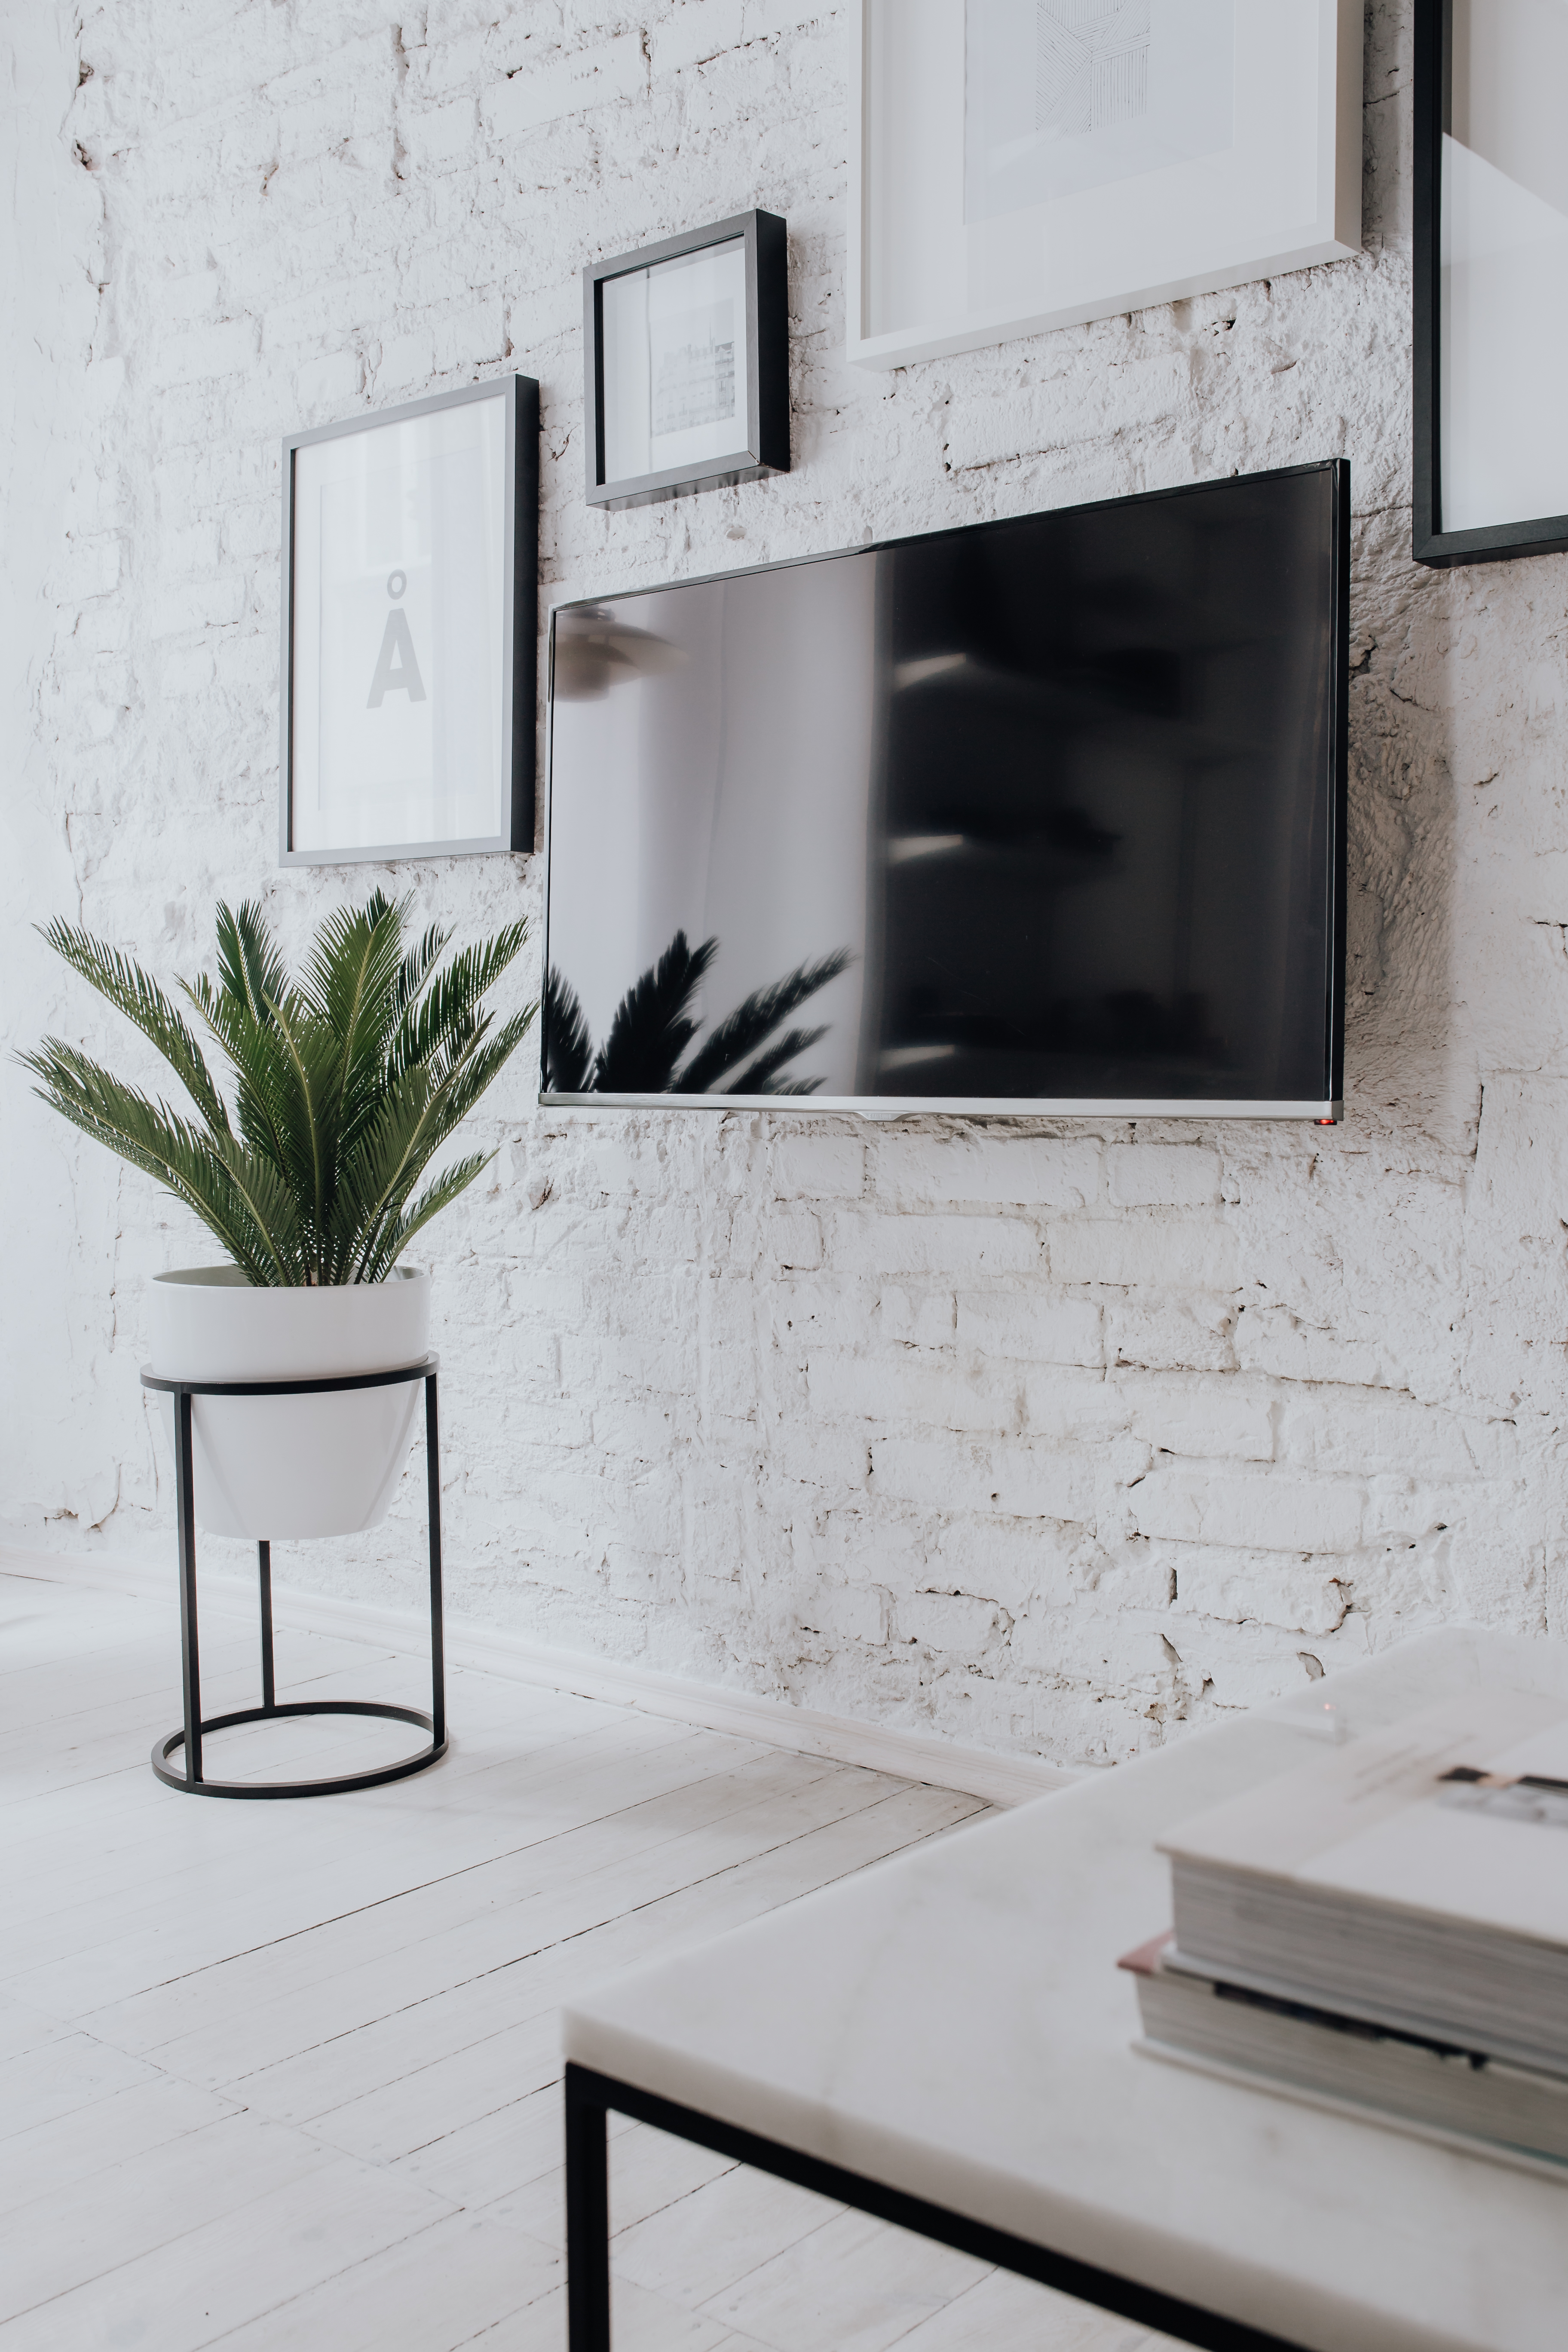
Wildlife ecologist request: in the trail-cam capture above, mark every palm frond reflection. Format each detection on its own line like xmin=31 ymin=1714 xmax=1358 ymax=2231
xmin=544 ymin=933 xmax=851 ymax=1096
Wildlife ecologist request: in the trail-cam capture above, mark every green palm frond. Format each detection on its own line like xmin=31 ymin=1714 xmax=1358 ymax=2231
xmin=181 ymin=970 xmax=301 ymax=1192
xmin=359 ymin=1151 xmax=495 ymax=1285
xmin=18 ymin=1040 xmax=298 ymax=1284
xmin=394 ymin=918 xmax=450 ymax=1019
xmin=24 ymin=897 xmax=535 ymax=1286
xmin=303 ymin=892 xmax=410 ymax=1146
xmin=391 ymin=921 xmax=529 ymax=1085
xmin=39 ymin=920 xmax=232 ymax=1135
xmin=341 ymin=1013 xmax=533 ymax=1281
xmin=215 ymin=900 xmax=289 ymax=1029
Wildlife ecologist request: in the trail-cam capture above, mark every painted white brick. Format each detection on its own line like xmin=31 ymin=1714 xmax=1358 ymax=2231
xmin=897 ymin=1592 xmax=1006 ymax=1654
xmin=1051 ymin=1219 xmax=1239 ymax=1290
xmin=742 ymin=0 xmax=830 ymax=35
xmin=772 ymin=1135 xmax=864 ymax=1198
xmin=806 ymin=1351 xmax=1020 ymax=1435
xmin=1107 ymin=1298 xmax=1236 ymax=1374
xmin=1124 ymin=1375 xmax=1274 ymax=1462
xmin=1017 ymin=1366 xmax=1129 ymax=1449
xmin=653 ymin=0 xmax=746 ymax=72
xmin=484 ymin=35 xmax=645 ymax=135
xmin=374 ymin=327 xmax=436 ymax=392
xmin=1108 ymin=1145 xmax=1222 ymax=1208
xmin=945 ymin=354 xmax=1190 ymax=470
xmin=803 ymin=1578 xmax=887 ymax=1645
xmin=830 ymin=1213 xmax=1040 ymax=1277
xmin=956 ymin=1291 xmax=1102 ymax=1366
xmin=876 ymin=1287 xmax=956 ymax=1345
xmin=434 ymin=298 xmax=506 ymax=371
xmin=151 ymin=317 xmax=260 ymax=386
xmin=1167 ymin=1550 xmax=1349 ymax=1635
xmin=1276 ymin=1394 xmax=1469 ymax=1480
xmin=767 ymin=1206 xmax=822 ymax=1270
xmin=878 ymin=1136 xmax=1099 ymax=1208
xmin=404 ymin=95 xmax=478 ymax=168
xmin=145 ymin=578 xmax=247 ymax=638
xmin=49 ymin=535 xmax=121 ymax=601
xmin=159 ymin=268 xmax=223 ymax=324
xmin=1233 ymin=1305 xmax=1389 ymax=1387
xmin=1130 ymin=1470 xmax=1365 ymax=1555
xmin=870 ymin=1436 xmax=1095 ymax=1523
xmin=920 ymin=1519 xmax=1070 ymax=1613
xmin=159 ymin=646 xmax=215 ymax=697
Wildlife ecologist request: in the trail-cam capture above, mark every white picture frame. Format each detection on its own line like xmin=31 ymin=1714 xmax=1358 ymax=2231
xmin=848 ymin=0 xmax=1363 ymax=372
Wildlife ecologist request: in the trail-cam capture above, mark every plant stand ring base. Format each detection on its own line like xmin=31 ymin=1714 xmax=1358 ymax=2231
xmin=140 ymin=1357 xmax=447 ymax=1802
xmin=151 ymin=1700 xmax=444 ymax=1801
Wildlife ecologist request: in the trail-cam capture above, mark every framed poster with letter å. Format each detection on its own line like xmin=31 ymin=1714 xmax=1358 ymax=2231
xmin=849 ymin=0 xmax=1363 ymax=371
xmin=281 ymin=374 xmax=539 ymax=866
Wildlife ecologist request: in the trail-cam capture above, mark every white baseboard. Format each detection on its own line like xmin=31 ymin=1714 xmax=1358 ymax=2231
xmin=0 ymin=1542 xmax=1074 ymax=1810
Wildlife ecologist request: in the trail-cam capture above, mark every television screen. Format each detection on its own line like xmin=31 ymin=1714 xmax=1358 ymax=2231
xmin=542 ymin=461 xmax=1347 ymax=1117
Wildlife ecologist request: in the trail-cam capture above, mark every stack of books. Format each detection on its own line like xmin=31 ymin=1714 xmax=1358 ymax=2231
xmin=1122 ymin=1686 xmax=1568 ymax=2169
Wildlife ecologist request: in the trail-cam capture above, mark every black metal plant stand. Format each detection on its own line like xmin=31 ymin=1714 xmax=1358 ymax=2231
xmin=138 ymin=1357 xmax=447 ymax=1800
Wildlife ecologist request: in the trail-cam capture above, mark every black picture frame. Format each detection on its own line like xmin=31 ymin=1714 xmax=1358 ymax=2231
xmin=1413 ymin=0 xmax=1568 ymax=568
xmin=583 ymin=210 xmax=789 ymax=511
xmin=280 ymin=373 xmax=539 ymax=866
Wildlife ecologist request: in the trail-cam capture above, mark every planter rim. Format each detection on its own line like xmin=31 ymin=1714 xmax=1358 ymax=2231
xmin=153 ymin=1265 xmax=426 ymax=1290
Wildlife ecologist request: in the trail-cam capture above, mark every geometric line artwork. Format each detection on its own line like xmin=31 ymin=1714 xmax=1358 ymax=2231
xmin=1038 ymin=0 xmax=1151 ymax=138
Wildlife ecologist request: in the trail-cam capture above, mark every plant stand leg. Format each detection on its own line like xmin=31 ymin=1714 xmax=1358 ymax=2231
xmin=426 ymin=1372 xmax=445 ymax=1752
xmin=566 ymin=2065 xmax=612 ymax=2352
xmin=174 ymin=1390 xmax=203 ymax=1786
xmin=258 ymin=1540 xmax=276 ymax=1712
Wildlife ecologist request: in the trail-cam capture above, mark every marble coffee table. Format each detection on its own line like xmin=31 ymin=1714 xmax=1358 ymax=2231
xmin=561 ymin=1627 xmax=1568 ymax=2352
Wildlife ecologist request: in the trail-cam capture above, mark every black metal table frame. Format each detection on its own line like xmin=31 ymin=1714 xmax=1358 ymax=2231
xmin=564 ymin=2063 xmax=1311 ymax=2352
xmin=139 ymin=1356 xmax=446 ymax=1800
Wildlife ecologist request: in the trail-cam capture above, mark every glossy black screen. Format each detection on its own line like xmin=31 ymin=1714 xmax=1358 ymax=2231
xmin=544 ymin=463 xmax=1345 ymax=1105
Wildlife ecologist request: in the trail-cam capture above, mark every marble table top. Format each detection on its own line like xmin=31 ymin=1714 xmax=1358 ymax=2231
xmin=563 ymin=1629 xmax=1568 ymax=2352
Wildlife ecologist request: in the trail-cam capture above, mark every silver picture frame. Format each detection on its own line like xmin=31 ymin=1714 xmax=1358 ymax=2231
xmin=280 ymin=373 xmax=540 ymax=867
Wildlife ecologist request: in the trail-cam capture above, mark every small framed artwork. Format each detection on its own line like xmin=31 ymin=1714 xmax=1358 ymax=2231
xmin=280 ymin=373 xmax=539 ymax=866
xmin=1413 ymin=0 xmax=1568 ymax=567
xmin=849 ymin=1 xmax=1363 ymax=371
xmin=583 ymin=210 xmax=789 ymax=509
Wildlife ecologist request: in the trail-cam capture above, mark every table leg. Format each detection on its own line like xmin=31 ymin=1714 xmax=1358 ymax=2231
xmin=174 ymin=1390 xmax=202 ymax=1786
xmin=425 ymin=1373 xmax=446 ymax=1752
xmin=565 ymin=2064 xmax=612 ymax=2352
xmin=258 ymin=1540 xmax=275 ymax=1711
xmin=560 ymin=2067 xmax=1309 ymax=2352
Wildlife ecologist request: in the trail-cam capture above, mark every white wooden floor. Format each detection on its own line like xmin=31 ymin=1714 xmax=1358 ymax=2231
xmin=0 ymin=1560 xmax=1165 ymax=2351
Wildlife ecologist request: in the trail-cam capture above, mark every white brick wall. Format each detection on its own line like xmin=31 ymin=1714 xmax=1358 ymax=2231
xmin=5 ymin=2 xmax=1568 ymax=1774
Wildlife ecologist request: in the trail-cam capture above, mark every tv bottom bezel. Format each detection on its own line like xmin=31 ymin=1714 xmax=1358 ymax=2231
xmin=539 ymin=1093 xmax=1344 ymax=1122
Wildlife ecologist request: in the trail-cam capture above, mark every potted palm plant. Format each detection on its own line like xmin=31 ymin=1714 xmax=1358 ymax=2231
xmin=21 ymin=892 xmax=532 ymax=1538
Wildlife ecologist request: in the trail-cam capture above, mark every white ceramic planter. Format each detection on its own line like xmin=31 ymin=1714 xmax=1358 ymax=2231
xmin=148 ymin=1267 xmax=430 ymax=1540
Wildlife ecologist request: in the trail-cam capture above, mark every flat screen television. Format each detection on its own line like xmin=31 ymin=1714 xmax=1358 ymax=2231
xmin=542 ymin=459 xmax=1348 ymax=1119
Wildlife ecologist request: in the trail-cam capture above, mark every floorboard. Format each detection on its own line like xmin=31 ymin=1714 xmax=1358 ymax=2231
xmin=0 ymin=1562 xmax=1167 ymax=2350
